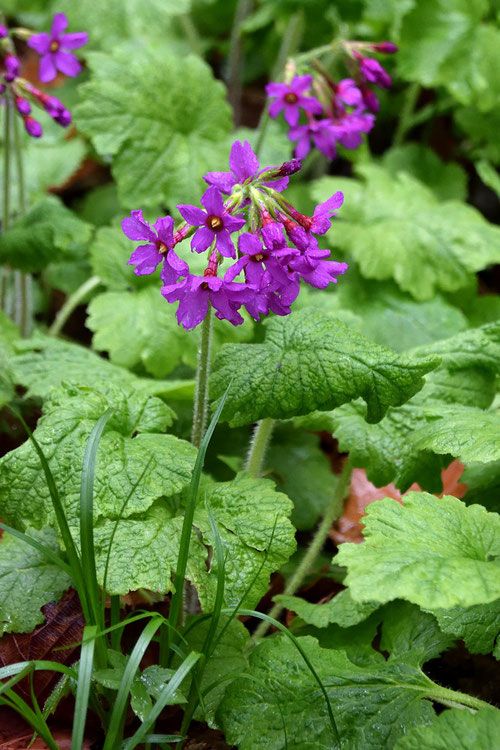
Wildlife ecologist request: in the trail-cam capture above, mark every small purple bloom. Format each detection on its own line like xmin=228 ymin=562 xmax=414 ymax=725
xmin=177 ymin=186 xmax=245 ymax=259
xmin=289 ymin=248 xmax=348 ymax=289
xmin=370 ymin=42 xmax=398 ymax=55
xmin=225 ymin=232 xmax=293 ymax=290
xmin=359 ymin=82 xmax=379 ymax=113
xmin=0 ymin=25 xmax=8 ymax=38
xmin=266 ymin=75 xmax=323 ymax=127
xmin=288 ymin=119 xmax=337 ymax=160
xmin=28 ymin=13 xmax=88 ymax=83
xmin=4 ymin=54 xmax=20 ymax=82
xmin=310 ymin=192 xmax=344 ymax=235
xmin=354 ymin=53 xmax=391 ymax=89
xmin=162 ymin=273 xmax=252 ymax=330
xmin=204 ymin=140 xmax=289 ymax=196
xmin=14 ymin=96 xmax=31 ymax=115
xmin=23 ymin=115 xmax=42 ymax=138
xmin=122 ymin=209 xmax=188 ymax=282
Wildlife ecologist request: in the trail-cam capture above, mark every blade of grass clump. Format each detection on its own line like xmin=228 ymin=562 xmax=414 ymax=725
xmin=122 ymin=650 xmax=201 ymax=750
xmin=0 ymin=664 xmax=60 ymax=750
xmin=0 ymin=660 xmax=77 ymax=681
xmin=71 ymin=625 xmax=97 ymax=750
xmin=165 ymin=382 xmax=232 ymax=661
xmin=0 ymin=520 xmax=72 ymax=575
xmin=102 ymin=616 xmax=163 ymax=750
xmin=9 ymin=408 xmax=91 ymax=622
xmin=221 ymin=607 xmax=340 ymax=748
xmin=80 ymin=408 xmax=113 ymax=634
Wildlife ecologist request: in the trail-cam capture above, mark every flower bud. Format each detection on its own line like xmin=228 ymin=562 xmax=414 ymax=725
xmin=24 ymin=115 xmax=42 ymax=137
xmin=0 ymin=25 xmax=8 ymax=38
xmin=15 ymin=95 xmax=31 ymax=114
xmin=370 ymin=42 xmax=398 ymax=54
xmin=4 ymin=54 xmax=19 ymax=81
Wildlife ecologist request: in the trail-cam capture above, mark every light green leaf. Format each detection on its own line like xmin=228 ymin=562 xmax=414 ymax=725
xmin=379 ymin=601 xmax=454 ymax=666
xmin=394 ymin=708 xmax=500 ymax=750
xmin=75 ymin=47 xmax=232 ymax=207
xmin=431 ymin=600 xmax=500 ymax=655
xmin=274 ymin=590 xmax=379 ymax=629
xmin=195 ymin=473 xmax=296 ymax=610
xmin=211 ymin=309 xmax=437 ymax=427
xmin=218 ymin=634 xmax=438 ymax=750
xmin=0 ymin=196 xmax=92 ymax=272
xmin=265 ymin=426 xmax=335 ymax=531
xmin=455 ymin=105 xmax=500 ymax=162
xmin=382 ymin=144 xmax=467 ymax=201
xmin=413 ymin=405 xmax=500 ymax=463
xmin=0 ymin=382 xmax=196 ymax=534
xmin=336 ymin=492 xmax=500 ymax=609
xmin=0 ymin=527 xmax=71 ymax=635
xmin=313 ymin=166 xmax=500 ymax=300
xmin=476 ymin=159 xmax=500 ymax=200
xmin=12 ymin=132 xmax=86 ymax=202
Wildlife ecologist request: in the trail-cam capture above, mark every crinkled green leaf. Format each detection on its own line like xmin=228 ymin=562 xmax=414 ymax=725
xmin=379 ymin=601 xmax=454 ymax=666
xmin=413 ymin=405 xmax=500 ymax=463
xmin=265 ymin=426 xmax=335 ymax=531
xmin=75 ymin=47 xmax=232 ymax=207
xmin=195 ymin=473 xmax=296 ymax=610
xmin=394 ymin=707 xmax=500 ymax=750
xmin=431 ymin=600 xmax=500 ymax=655
xmin=382 ymin=144 xmax=467 ymax=201
xmin=0 ymin=312 xmax=18 ymax=409
xmin=89 ymin=224 xmax=161 ymax=292
xmin=274 ymin=590 xmax=379 ymax=629
xmin=0 ymin=382 xmax=196 ymax=535
xmin=0 ymin=196 xmax=92 ymax=272
xmin=211 ymin=309 xmax=437 ymax=427
xmin=218 ymin=634 xmax=438 ymax=750
xmin=0 ymin=527 xmax=71 ymax=635
xmin=313 ymin=166 xmax=500 ymax=300
xmin=336 ymin=492 xmax=500 ymax=609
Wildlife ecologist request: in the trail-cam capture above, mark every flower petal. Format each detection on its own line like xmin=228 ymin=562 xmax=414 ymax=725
xmin=51 ymin=13 xmax=68 ymax=38
xmin=215 ymin=229 xmax=236 ymax=258
xmin=153 ymin=215 xmax=174 ymax=244
xmin=60 ymin=31 xmax=88 ymax=49
xmin=38 ymin=54 xmax=57 ymax=83
xmin=203 ymin=170 xmax=236 ymax=194
xmin=177 ymin=203 xmax=206 ymax=226
xmin=128 ymin=244 xmax=161 ymax=275
xmin=239 ymin=232 xmax=262 ymax=256
xmin=201 ymin=185 xmax=224 ymax=216
xmin=269 ymin=99 xmax=285 ymax=119
xmin=291 ymin=74 xmax=313 ymax=94
xmin=229 ymin=140 xmax=259 ymax=182
xmin=53 ymin=50 xmax=82 ymax=77
xmin=27 ymin=32 xmax=50 ymax=55
xmin=191 ymin=226 xmax=214 ymax=253
xmin=122 ymin=211 xmax=156 ymax=241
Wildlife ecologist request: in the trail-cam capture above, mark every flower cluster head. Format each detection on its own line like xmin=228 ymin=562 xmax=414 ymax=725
xmin=123 ymin=140 xmax=347 ymax=330
xmin=266 ymin=40 xmax=397 ymax=160
xmin=0 ymin=13 xmax=87 ymax=138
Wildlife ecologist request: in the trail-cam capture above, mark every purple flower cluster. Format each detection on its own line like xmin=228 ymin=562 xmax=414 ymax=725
xmin=266 ymin=40 xmax=397 ymax=161
xmin=0 ymin=14 xmax=87 ymax=138
xmin=123 ymin=141 xmax=347 ymax=330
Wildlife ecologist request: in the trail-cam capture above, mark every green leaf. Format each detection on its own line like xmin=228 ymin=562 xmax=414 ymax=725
xmin=75 ymin=47 xmax=232 ymax=207
xmin=195 ymin=473 xmax=296 ymax=610
xmin=431 ymin=600 xmax=500 ymax=655
xmin=0 ymin=196 xmax=92 ymax=272
xmin=313 ymin=166 xmax=500 ymax=300
xmin=381 ymin=144 xmax=467 ymax=201
xmin=89 ymin=224 xmax=161 ymax=292
xmin=0 ymin=527 xmax=71 ymax=635
xmin=274 ymin=590 xmax=379 ymax=629
xmin=476 ymin=159 xmax=500 ymax=200
xmin=211 ymin=309 xmax=437 ymax=427
xmin=455 ymin=105 xmax=500 ymax=162
xmin=463 ymin=460 xmax=500 ymax=513
xmin=0 ymin=382 xmax=196 ymax=535
xmin=394 ymin=708 xmax=500 ymax=750
xmin=413 ymin=405 xmax=500 ymax=463
xmin=336 ymin=492 xmax=500 ymax=609
xmin=217 ymin=635 xmax=438 ymax=750
xmin=379 ymin=601 xmax=454 ymax=666
xmin=265 ymin=426 xmax=335 ymax=531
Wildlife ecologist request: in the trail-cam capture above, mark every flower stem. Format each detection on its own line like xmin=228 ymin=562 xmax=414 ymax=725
xmin=393 ymin=82 xmax=421 ymax=146
xmin=428 ymin=685 xmax=498 ymax=713
xmin=2 ymin=93 xmax=11 ymax=234
xmin=191 ymin=308 xmax=214 ymax=448
xmin=245 ymin=417 xmax=275 ymax=477
xmin=12 ymin=105 xmax=32 ymax=337
xmin=48 ymin=275 xmax=101 ymax=337
xmin=255 ymin=9 xmax=304 ymax=158
xmin=251 ymin=458 xmax=352 ymax=641
xmin=227 ymin=0 xmax=253 ymax=126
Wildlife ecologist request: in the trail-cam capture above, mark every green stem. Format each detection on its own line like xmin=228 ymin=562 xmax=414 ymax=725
xmin=2 ymin=93 xmax=11 ymax=234
xmin=393 ymin=82 xmax=421 ymax=147
xmin=227 ymin=0 xmax=253 ymax=126
xmin=252 ymin=459 xmax=352 ymax=641
xmin=12 ymin=110 xmax=26 ymax=213
xmin=429 ymin=685 xmax=497 ymax=713
xmin=255 ymin=9 xmax=304 ymax=158
xmin=12 ymin=109 xmax=32 ymax=337
xmin=245 ymin=417 xmax=275 ymax=478
xmin=191 ymin=309 xmax=214 ymax=448
xmin=179 ymin=13 xmax=202 ymax=57
xmin=48 ymin=275 xmax=101 ymax=337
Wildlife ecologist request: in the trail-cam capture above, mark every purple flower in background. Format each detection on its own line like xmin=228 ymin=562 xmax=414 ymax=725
xmin=163 ymin=272 xmax=252 ymax=330
xmin=0 ymin=25 xmax=8 ymax=38
xmin=28 ymin=13 xmax=88 ymax=82
xmin=354 ymin=52 xmax=391 ymax=89
xmin=122 ymin=210 xmax=188 ymax=282
xmin=204 ymin=140 xmax=289 ymax=195
xmin=266 ymin=75 xmax=322 ymax=126
xmin=289 ymin=119 xmax=337 ymax=160
xmin=177 ymin=186 xmax=245 ymax=258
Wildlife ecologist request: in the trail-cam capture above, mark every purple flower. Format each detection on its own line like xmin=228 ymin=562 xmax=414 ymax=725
xmin=310 ymin=192 xmax=344 ymax=235
xmin=225 ymin=232 xmax=294 ymax=289
xmin=288 ymin=119 xmax=337 ymax=160
xmin=289 ymin=248 xmax=348 ymax=289
xmin=23 ymin=115 xmax=42 ymax=138
xmin=162 ymin=273 xmax=252 ymax=330
xmin=204 ymin=140 xmax=289 ymax=196
xmin=4 ymin=55 xmax=20 ymax=82
xmin=28 ymin=13 xmax=88 ymax=83
xmin=14 ymin=96 xmax=31 ymax=115
xmin=122 ymin=209 xmax=188 ymax=282
xmin=359 ymin=83 xmax=379 ymax=113
xmin=177 ymin=186 xmax=245 ymax=259
xmin=369 ymin=42 xmax=398 ymax=55
xmin=354 ymin=53 xmax=391 ymax=89
xmin=0 ymin=25 xmax=8 ymax=38
xmin=266 ymin=75 xmax=322 ymax=126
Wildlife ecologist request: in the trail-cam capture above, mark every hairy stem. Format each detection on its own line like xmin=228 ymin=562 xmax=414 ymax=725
xmin=48 ymin=275 xmax=101 ymax=337
xmin=429 ymin=685 xmax=498 ymax=713
xmin=191 ymin=308 xmax=214 ymax=448
xmin=245 ymin=417 xmax=275 ymax=478
xmin=252 ymin=458 xmax=352 ymax=641
xmin=393 ymin=82 xmax=421 ymax=147
xmin=2 ymin=94 xmax=11 ymax=234
xmin=255 ymin=9 xmax=304 ymax=157
xmin=12 ymin=109 xmax=32 ymax=336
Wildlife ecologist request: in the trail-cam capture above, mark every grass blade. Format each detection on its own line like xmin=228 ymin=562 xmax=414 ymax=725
xmin=71 ymin=624 xmax=97 ymax=750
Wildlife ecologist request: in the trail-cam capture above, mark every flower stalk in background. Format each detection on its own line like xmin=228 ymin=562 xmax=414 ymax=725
xmin=266 ymin=40 xmax=397 ymax=160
